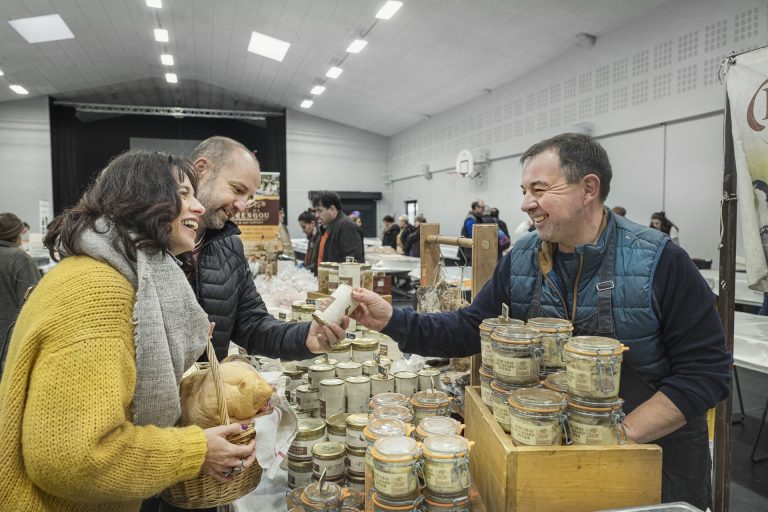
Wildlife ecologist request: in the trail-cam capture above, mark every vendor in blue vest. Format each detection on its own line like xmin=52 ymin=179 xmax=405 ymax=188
xmin=350 ymin=133 xmax=732 ymax=509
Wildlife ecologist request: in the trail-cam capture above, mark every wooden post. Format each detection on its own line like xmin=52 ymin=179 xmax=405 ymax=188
xmin=714 ymin=94 xmax=737 ymax=512
xmin=470 ymin=224 xmax=498 ymax=385
xmin=420 ymin=223 xmax=441 ymax=287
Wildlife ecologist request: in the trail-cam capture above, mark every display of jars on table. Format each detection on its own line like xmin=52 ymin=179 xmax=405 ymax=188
xmin=507 ymin=387 xmax=567 ymax=446
xmin=479 ymin=316 xmax=524 ymax=369
xmin=564 ymin=336 xmax=626 ymax=400
xmin=526 ymin=317 xmax=573 ymax=371
xmin=490 ymin=326 xmax=543 ymax=385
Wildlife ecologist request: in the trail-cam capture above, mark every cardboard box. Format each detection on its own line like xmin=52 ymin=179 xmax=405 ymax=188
xmin=464 ymin=386 xmax=662 ymax=512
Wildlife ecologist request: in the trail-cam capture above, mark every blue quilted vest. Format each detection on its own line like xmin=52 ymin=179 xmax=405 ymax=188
xmin=508 ymin=209 xmax=671 ymax=382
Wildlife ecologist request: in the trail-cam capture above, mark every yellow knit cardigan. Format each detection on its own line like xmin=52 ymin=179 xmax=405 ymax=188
xmin=0 ymin=256 xmax=207 ymax=511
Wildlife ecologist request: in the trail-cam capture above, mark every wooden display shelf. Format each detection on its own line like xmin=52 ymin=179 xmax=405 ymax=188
xmin=464 ymin=386 xmax=662 ymax=512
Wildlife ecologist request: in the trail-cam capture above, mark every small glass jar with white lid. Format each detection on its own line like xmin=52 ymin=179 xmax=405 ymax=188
xmin=371 ymin=436 xmax=422 ymax=500
xmin=421 ymin=434 xmax=471 ymax=497
xmin=490 ymin=326 xmax=543 ymax=385
xmin=507 ymin=387 xmax=567 ymax=446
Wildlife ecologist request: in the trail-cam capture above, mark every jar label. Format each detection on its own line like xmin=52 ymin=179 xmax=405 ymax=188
xmin=380 ymin=344 xmax=389 ymax=356
xmin=570 ymin=420 xmax=617 ymax=445
xmin=566 ymin=360 xmax=620 ymax=398
xmin=425 ymin=461 xmax=469 ymax=492
xmin=298 ymin=395 xmax=319 ymax=410
xmin=480 ymin=385 xmax=494 ymax=406
xmin=481 ymin=339 xmax=494 ymax=366
xmin=509 ymin=415 xmax=562 ymax=445
xmin=346 ymin=454 xmax=366 ymax=473
xmin=542 ymin=334 xmax=567 ymax=367
xmin=492 ymin=399 xmax=511 ymax=429
xmin=347 ymin=430 xmax=367 ymax=448
xmin=493 ymin=354 xmax=534 ymax=379
xmin=313 ymin=459 xmax=345 ymax=478
xmin=374 ymin=468 xmax=416 ymax=497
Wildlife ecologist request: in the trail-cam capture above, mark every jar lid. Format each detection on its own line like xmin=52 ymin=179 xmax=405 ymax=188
xmin=362 ymin=360 xmax=378 ymax=368
xmin=296 ymin=383 xmax=318 ymax=393
xmin=319 ymin=262 xmax=333 ymax=268
xmin=379 ymin=357 xmax=392 ymax=367
xmin=480 ymin=316 xmax=524 ymax=332
xmin=301 ymin=304 xmax=317 ymax=312
xmin=351 ymin=338 xmax=379 ymax=351
xmin=370 ymin=374 xmax=393 ymax=382
xmin=361 ymin=264 xmax=372 ymax=270
xmin=565 ymin=336 xmax=625 ymax=356
xmin=345 ymin=375 xmax=371 ymax=384
xmin=329 ymin=262 xmax=340 ymax=268
xmin=423 ymin=434 xmax=469 ymax=456
xmin=370 ymin=491 xmax=422 ymax=510
xmin=287 ymin=457 xmax=313 ymax=469
xmin=309 ymin=363 xmax=335 ymax=372
xmin=292 ymin=300 xmax=307 ymax=307
xmin=489 ymin=379 xmax=522 ymax=393
xmin=367 ymin=418 xmax=407 ymax=438
xmin=417 ymin=368 xmax=440 ymax=377
xmin=329 ymin=342 xmax=351 ymax=352
xmin=527 ymin=317 xmax=573 ymax=333
xmin=417 ymin=416 xmax=462 ymax=437
xmin=346 ymin=413 xmax=369 ymax=429
xmin=370 ymin=392 xmax=408 ymax=407
xmin=311 ymin=441 xmax=346 ymax=460
xmin=346 ymin=472 xmax=366 ymax=482
xmin=508 ymin=387 xmax=565 ymax=414
xmin=320 ymin=377 xmax=345 ymax=387
xmin=478 ymin=365 xmax=494 ymax=379
xmin=283 ymin=368 xmax=305 ymax=379
xmin=423 ymin=492 xmax=470 ymax=507
xmin=373 ymin=405 xmax=413 ymax=422
xmin=296 ymin=418 xmax=325 ymax=439
xmin=412 ymin=390 xmax=450 ymax=408
xmin=326 ymin=413 xmax=350 ymax=431
xmin=490 ymin=325 xmax=542 ymax=345
xmin=302 ymin=480 xmax=342 ymax=503
xmin=394 ymin=371 xmax=417 ymax=379
xmin=373 ymin=436 xmax=420 ymax=458
xmin=335 ymin=361 xmax=361 ymax=370
xmin=567 ymin=394 xmax=624 ymax=413
xmin=542 ymin=371 xmax=568 ymax=393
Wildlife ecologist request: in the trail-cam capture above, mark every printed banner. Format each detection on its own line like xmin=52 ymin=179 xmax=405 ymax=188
xmin=727 ymin=47 xmax=768 ymax=291
xmin=233 ymin=172 xmax=281 ymax=275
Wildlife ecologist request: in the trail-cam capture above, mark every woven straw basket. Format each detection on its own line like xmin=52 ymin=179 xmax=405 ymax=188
xmin=161 ymin=340 xmax=263 ymax=508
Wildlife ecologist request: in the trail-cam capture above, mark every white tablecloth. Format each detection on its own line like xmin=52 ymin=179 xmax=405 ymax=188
xmin=734 ymin=311 xmax=768 ymax=374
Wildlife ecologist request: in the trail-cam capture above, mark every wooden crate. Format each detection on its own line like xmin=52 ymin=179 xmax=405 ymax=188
xmin=464 ymin=386 xmax=662 ymax=512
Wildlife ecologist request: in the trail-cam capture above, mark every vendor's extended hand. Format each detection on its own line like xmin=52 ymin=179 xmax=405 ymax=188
xmin=350 ymin=288 xmax=393 ymax=332
xmin=306 ymin=317 xmax=349 ymax=353
xmin=201 ymin=423 xmax=257 ymax=482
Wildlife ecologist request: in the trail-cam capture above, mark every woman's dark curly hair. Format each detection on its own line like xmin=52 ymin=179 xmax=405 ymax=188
xmin=44 ymin=150 xmax=198 ymax=262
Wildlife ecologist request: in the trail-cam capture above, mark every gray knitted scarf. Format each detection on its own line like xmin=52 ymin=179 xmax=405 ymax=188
xmin=67 ymin=218 xmax=210 ymax=427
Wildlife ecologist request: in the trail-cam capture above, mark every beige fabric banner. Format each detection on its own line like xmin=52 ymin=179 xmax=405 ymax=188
xmin=727 ymin=48 xmax=768 ymax=292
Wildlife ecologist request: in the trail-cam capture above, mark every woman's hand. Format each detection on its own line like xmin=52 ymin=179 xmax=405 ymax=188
xmin=201 ymin=423 xmax=257 ymax=482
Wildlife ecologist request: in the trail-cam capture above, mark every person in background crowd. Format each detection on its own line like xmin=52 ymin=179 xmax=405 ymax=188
xmin=278 ymin=209 xmax=294 ymax=262
xmin=0 ymin=151 xmax=256 ymax=511
xmin=404 ymin=214 xmax=426 ymax=257
xmin=488 ymin=207 xmax=510 ymax=239
xmin=650 ymin=211 xmax=679 ymax=244
xmin=396 ymin=214 xmax=414 ymax=254
xmin=381 ymin=215 xmax=400 ymax=250
xmin=0 ymin=213 xmax=41 ymax=374
xmin=312 ymin=191 xmax=365 ymax=264
xmin=349 ymin=210 xmax=364 ymax=241
xmin=459 ymin=199 xmax=486 ymax=264
xmin=350 ymin=133 xmax=731 ymax=510
xmin=298 ymin=209 xmax=319 ymax=271
xmin=612 ymin=206 xmax=627 ymax=217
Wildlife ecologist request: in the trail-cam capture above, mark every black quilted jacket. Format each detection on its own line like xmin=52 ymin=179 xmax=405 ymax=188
xmin=185 ymin=222 xmax=313 ymax=362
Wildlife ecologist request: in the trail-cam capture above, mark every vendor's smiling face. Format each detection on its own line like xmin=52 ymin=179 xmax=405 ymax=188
xmin=520 ymin=149 xmax=590 ymax=252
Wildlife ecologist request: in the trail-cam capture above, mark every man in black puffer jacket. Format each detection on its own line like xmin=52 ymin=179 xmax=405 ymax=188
xmin=184 ymin=137 xmax=347 ymax=363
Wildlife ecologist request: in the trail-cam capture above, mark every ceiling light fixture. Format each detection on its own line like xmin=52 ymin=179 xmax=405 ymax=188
xmin=154 ymin=28 xmax=169 ymax=42
xmin=146 ymin=0 xmax=162 ymax=8
xmin=161 ymin=54 xmax=174 ymax=65
xmin=165 ymin=73 xmax=178 ymax=84
xmin=0 ymin=69 xmax=4 ymax=76
xmin=310 ymin=85 xmax=326 ymax=95
xmin=10 ymin=85 xmax=29 ymax=95
xmin=300 ymin=99 xmax=314 ymax=109
xmin=346 ymin=39 xmax=368 ymax=54
xmin=9 ymin=14 xmax=75 ymax=44
xmin=326 ymin=66 xmax=343 ymax=79
xmin=247 ymin=31 xmax=291 ymax=62
xmin=375 ymin=1 xmax=403 ymax=20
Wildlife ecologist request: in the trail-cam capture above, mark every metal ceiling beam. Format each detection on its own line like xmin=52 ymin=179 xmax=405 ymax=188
xmin=53 ymin=101 xmax=283 ymax=120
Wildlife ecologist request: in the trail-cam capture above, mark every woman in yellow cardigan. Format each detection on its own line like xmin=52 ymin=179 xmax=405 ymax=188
xmin=0 ymin=151 xmax=256 ymax=511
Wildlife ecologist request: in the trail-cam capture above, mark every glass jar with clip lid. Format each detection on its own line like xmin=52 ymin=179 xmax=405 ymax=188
xmin=526 ymin=317 xmax=573 ymax=371
xmin=507 ymin=387 xmax=567 ymax=446
xmin=421 ymin=434 xmax=471 ymax=497
xmin=490 ymin=326 xmax=543 ymax=385
xmin=566 ymin=395 xmax=626 ymax=445
xmin=479 ymin=316 xmax=524 ymax=369
xmin=564 ymin=336 xmax=626 ymax=400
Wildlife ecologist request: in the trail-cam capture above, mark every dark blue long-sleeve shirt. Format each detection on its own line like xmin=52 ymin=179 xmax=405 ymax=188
xmin=382 ymin=242 xmax=732 ymax=421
